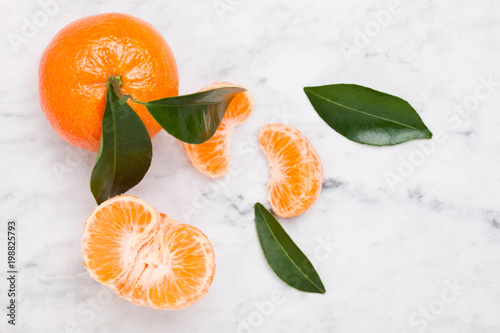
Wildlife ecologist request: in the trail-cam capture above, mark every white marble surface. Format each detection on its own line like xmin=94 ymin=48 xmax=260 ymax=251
xmin=1 ymin=0 xmax=500 ymax=332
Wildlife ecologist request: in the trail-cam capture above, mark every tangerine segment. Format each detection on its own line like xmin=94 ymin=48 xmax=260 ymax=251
xmin=39 ymin=13 xmax=179 ymax=152
xmin=181 ymin=82 xmax=254 ymax=178
xmin=259 ymin=124 xmax=323 ymax=218
xmin=82 ymin=196 xmax=215 ymax=310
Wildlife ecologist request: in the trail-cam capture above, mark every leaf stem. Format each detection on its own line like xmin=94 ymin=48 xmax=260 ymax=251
xmin=128 ymin=95 xmax=148 ymax=106
xmin=107 ymin=75 xmax=148 ymax=106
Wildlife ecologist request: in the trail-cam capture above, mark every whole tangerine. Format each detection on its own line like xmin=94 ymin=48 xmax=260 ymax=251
xmin=39 ymin=13 xmax=178 ymax=152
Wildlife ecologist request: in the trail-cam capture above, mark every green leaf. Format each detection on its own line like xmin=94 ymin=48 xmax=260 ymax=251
xmin=254 ymin=203 xmax=326 ymax=294
xmin=304 ymin=84 xmax=432 ymax=146
xmin=90 ymin=77 xmax=152 ymax=204
xmin=142 ymin=87 xmax=246 ymax=144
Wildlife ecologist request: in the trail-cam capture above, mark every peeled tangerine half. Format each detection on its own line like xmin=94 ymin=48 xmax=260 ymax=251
xmin=181 ymin=82 xmax=254 ymax=178
xmin=259 ymin=123 xmax=323 ymax=218
xmin=82 ymin=195 xmax=216 ymax=310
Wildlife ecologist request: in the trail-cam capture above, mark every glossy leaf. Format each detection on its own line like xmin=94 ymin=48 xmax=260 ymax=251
xmin=254 ymin=203 xmax=326 ymax=294
xmin=304 ymin=84 xmax=432 ymax=146
xmin=90 ymin=78 xmax=152 ymax=204
xmin=143 ymin=87 xmax=246 ymax=144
